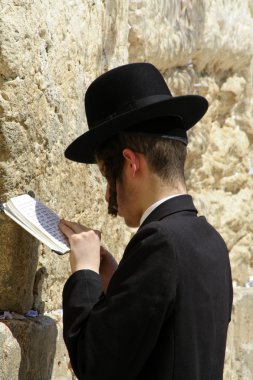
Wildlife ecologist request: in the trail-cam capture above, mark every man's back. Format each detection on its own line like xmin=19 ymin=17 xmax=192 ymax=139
xmin=111 ymin=195 xmax=233 ymax=380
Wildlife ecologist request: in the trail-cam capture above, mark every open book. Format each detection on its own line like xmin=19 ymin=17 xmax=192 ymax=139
xmin=1 ymin=194 xmax=70 ymax=255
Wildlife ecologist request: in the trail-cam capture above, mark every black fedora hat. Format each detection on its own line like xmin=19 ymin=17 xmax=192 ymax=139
xmin=65 ymin=63 xmax=208 ymax=163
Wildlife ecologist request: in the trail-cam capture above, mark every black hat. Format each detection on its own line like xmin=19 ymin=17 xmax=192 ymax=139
xmin=65 ymin=63 xmax=208 ymax=163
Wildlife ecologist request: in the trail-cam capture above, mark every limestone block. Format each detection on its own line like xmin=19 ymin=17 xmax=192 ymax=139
xmin=2 ymin=314 xmax=73 ymax=380
xmin=191 ymin=190 xmax=253 ymax=285
xmin=187 ymin=124 xmax=251 ymax=191
xmin=129 ymin=0 xmax=202 ymax=70
xmin=46 ymin=310 xmax=75 ymax=380
xmin=193 ymin=0 xmax=253 ymax=72
xmin=0 ymin=0 xmax=129 ymax=313
xmin=129 ymin=1 xmax=253 ymax=72
xmin=225 ymin=287 xmax=253 ymax=380
xmin=0 ymin=322 xmax=21 ymax=379
xmin=0 ymin=212 xmax=39 ymax=313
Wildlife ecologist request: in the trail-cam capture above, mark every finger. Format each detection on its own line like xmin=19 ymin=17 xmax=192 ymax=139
xmin=60 ymin=219 xmax=87 ymax=233
xmin=59 ymin=221 xmax=76 ymax=239
xmin=94 ymin=229 xmax=101 ymax=239
xmin=61 ymin=219 xmax=101 ymax=238
xmin=100 ymin=246 xmax=108 ymax=258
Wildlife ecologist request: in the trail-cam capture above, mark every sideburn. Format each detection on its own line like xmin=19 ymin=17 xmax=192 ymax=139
xmin=107 ymin=177 xmax=118 ymax=216
xmin=108 ymin=186 xmax=118 ymax=216
xmin=96 ymin=136 xmax=125 ymax=216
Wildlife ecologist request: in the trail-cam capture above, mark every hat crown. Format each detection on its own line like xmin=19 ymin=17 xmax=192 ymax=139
xmin=65 ymin=62 xmax=208 ymax=163
xmin=85 ymin=63 xmax=172 ymax=129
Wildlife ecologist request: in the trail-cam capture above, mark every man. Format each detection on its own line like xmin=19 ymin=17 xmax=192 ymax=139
xmin=60 ymin=63 xmax=233 ymax=380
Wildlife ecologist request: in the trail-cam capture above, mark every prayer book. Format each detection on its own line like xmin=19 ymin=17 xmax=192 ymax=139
xmin=1 ymin=194 xmax=70 ymax=255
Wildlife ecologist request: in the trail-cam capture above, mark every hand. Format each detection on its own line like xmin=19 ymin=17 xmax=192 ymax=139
xmin=100 ymin=247 xmax=118 ymax=292
xmin=59 ymin=219 xmax=101 ymax=274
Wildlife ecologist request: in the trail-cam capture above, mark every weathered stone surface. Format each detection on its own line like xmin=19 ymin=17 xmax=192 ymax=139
xmin=0 ymin=322 xmax=21 ymax=379
xmin=0 ymin=0 xmax=253 ymax=378
xmin=1 ymin=313 xmax=73 ymax=380
xmin=0 ymin=213 xmax=39 ymax=313
xmin=225 ymin=287 xmax=253 ymax=380
xmin=0 ymin=0 xmax=129 ymax=313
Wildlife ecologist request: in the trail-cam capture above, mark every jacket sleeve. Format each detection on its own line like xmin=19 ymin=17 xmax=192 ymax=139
xmin=62 ymin=269 xmax=103 ymax=377
xmin=62 ymin=223 xmax=178 ymax=380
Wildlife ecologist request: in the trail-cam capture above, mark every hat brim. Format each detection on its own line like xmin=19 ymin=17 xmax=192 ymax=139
xmin=65 ymin=95 xmax=208 ymax=163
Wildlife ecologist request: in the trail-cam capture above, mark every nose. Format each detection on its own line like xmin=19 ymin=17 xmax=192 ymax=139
xmin=105 ymin=183 xmax=110 ymax=203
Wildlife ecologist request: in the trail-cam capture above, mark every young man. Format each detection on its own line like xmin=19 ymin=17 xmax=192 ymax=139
xmin=60 ymin=63 xmax=233 ymax=380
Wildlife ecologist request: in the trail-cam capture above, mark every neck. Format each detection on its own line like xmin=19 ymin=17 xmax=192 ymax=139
xmin=137 ymin=174 xmax=187 ymax=222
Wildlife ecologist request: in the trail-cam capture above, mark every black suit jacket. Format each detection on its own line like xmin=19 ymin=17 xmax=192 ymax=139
xmin=63 ymin=195 xmax=233 ymax=379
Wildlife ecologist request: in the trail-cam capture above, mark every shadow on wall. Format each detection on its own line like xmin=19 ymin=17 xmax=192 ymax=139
xmin=0 ymin=214 xmax=40 ymax=314
xmin=4 ymin=316 xmax=58 ymax=380
xmin=0 ymin=211 xmax=60 ymax=378
xmin=33 ymin=266 xmax=47 ymax=314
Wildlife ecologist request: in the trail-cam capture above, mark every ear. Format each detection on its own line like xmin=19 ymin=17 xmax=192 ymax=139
xmin=122 ymin=148 xmax=140 ymax=177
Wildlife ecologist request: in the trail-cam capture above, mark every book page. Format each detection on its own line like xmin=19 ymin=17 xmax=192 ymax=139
xmin=3 ymin=207 xmax=63 ymax=253
xmin=7 ymin=194 xmax=70 ymax=252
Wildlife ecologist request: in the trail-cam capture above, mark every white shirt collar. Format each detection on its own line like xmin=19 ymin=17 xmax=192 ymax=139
xmin=139 ymin=194 xmax=184 ymax=226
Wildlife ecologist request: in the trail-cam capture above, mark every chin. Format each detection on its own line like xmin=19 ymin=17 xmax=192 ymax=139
xmin=118 ymin=209 xmax=140 ymax=228
xmin=123 ymin=217 xmax=139 ymax=228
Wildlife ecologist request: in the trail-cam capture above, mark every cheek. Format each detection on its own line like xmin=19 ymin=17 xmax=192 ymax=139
xmin=105 ymin=183 xmax=110 ymax=203
xmin=116 ymin=182 xmax=122 ymax=204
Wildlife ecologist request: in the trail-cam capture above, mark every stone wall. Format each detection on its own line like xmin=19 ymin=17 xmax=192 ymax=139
xmin=0 ymin=0 xmax=252 ymax=378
